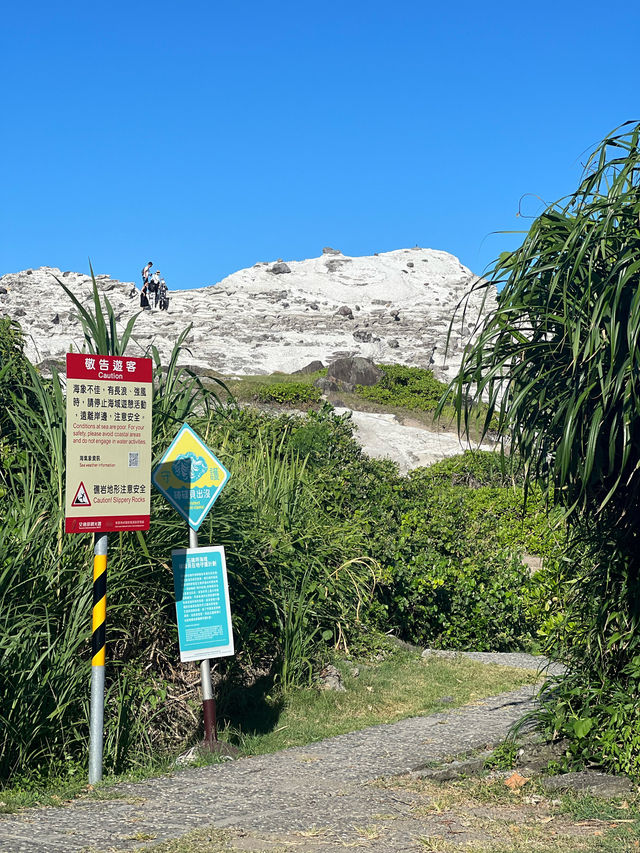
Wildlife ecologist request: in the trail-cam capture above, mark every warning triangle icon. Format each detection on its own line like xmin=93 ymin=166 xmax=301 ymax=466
xmin=72 ymin=481 xmax=91 ymax=507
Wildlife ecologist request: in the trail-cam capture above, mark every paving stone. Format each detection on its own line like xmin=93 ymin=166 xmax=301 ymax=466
xmin=0 ymin=686 xmax=537 ymax=852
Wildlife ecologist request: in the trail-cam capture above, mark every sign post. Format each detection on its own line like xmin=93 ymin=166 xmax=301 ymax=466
xmin=152 ymin=423 xmax=233 ymax=751
xmin=187 ymin=526 xmax=215 ymax=742
xmin=188 ymin=527 xmax=215 ymax=740
xmin=89 ymin=532 xmax=107 ymax=784
xmin=65 ymin=353 xmax=153 ymax=783
xmin=182 ymin=530 xmax=232 ymax=744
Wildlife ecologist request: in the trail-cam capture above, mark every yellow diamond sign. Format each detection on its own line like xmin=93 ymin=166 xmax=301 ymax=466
xmin=152 ymin=423 xmax=230 ymax=530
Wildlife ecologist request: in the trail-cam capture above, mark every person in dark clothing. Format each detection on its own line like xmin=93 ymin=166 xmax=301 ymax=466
xmin=140 ymin=282 xmax=150 ymax=309
xmin=157 ymin=278 xmax=169 ymax=310
xmin=149 ymin=269 xmax=161 ymax=307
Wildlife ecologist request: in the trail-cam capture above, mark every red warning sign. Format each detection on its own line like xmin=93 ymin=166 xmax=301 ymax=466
xmin=72 ymin=481 xmax=91 ymax=507
xmin=65 ymin=353 xmax=152 ymax=533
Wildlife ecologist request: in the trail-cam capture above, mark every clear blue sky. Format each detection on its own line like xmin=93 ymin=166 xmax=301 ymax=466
xmin=2 ymin=1 xmax=638 ymax=290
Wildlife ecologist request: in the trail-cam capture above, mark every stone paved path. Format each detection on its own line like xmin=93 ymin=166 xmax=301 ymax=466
xmin=0 ymin=656 xmax=555 ymax=853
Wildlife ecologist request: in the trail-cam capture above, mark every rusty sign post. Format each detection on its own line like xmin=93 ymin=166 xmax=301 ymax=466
xmin=152 ymin=423 xmax=236 ymax=753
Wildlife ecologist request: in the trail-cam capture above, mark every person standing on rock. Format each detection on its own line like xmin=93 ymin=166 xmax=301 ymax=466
xmin=158 ymin=278 xmax=169 ymax=310
xmin=140 ymin=281 xmax=151 ymax=310
xmin=149 ymin=269 xmax=161 ymax=307
xmin=142 ymin=261 xmax=153 ymax=288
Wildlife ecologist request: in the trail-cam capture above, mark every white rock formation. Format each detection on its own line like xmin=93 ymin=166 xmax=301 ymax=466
xmin=0 ymin=248 xmax=495 ymax=379
xmin=334 ymin=409 xmax=494 ymax=474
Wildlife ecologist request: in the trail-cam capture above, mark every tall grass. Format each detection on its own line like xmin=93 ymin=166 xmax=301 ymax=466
xmin=0 ymin=275 xmax=380 ymax=783
xmin=202 ymin=437 xmax=384 ymax=683
xmin=0 ymin=277 xmax=227 ymax=781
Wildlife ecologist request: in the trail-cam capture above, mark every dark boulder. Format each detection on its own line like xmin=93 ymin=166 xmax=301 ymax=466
xmin=326 ymin=356 xmax=383 ymax=391
xmin=293 ymin=360 xmax=325 ymax=375
xmin=270 ymin=262 xmax=291 ymax=275
xmin=353 ymin=329 xmax=372 ymax=342
xmin=335 ymin=305 xmax=354 ymax=320
xmin=313 ymin=376 xmax=341 ymax=393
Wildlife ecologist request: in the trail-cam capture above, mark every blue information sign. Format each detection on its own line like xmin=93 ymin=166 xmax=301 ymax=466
xmin=171 ymin=546 xmax=234 ymax=662
xmin=152 ymin=423 xmax=230 ymax=530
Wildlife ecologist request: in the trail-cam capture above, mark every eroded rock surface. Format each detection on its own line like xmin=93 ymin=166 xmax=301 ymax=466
xmin=0 ymin=248 xmax=495 ymax=379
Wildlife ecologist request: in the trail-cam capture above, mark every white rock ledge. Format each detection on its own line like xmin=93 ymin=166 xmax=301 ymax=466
xmin=0 ymin=248 xmax=495 ymax=381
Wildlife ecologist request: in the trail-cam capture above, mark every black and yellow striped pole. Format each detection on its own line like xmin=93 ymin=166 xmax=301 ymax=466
xmin=89 ymin=532 xmax=108 ymax=784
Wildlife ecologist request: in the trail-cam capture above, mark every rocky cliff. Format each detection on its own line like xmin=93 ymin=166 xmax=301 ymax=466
xmin=0 ymin=247 xmax=495 ymax=379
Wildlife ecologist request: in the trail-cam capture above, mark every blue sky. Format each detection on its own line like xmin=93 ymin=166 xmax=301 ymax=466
xmin=2 ymin=1 xmax=638 ymax=290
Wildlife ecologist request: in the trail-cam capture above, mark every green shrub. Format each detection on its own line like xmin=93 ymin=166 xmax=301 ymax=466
xmin=443 ymin=123 xmax=640 ymax=778
xmin=255 ymin=382 xmax=322 ymax=405
xmin=355 ymin=364 xmax=448 ymax=411
xmin=537 ymin=671 xmax=640 ymax=778
xmin=410 ymin=449 xmax=522 ymax=488
xmin=377 ymin=452 xmax=565 ymax=650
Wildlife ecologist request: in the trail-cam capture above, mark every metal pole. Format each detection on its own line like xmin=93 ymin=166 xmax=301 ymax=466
xmin=189 ymin=526 xmax=217 ymax=745
xmin=89 ymin=532 xmax=108 ymax=784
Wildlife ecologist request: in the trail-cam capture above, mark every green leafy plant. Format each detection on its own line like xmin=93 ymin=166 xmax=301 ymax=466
xmin=355 ymin=364 xmax=448 ymax=411
xmin=441 ymin=121 xmax=640 ymax=776
xmin=255 ymin=382 xmax=321 ymax=406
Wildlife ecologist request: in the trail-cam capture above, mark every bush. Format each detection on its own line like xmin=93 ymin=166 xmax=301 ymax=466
xmin=378 ymin=452 xmax=565 ymax=650
xmin=444 ymin=122 xmax=640 ymax=777
xmin=255 ymin=382 xmax=322 ymax=406
xmin=355 ymin=364 xmax=448 ymax=411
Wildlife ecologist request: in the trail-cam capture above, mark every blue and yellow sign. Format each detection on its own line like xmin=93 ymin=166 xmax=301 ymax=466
xmin=152 ymin=423 xmax=230 ymax=530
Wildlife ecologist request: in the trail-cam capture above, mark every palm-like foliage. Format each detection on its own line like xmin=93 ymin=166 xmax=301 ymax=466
xmin=447 ymin=121 xmax=640 ymax=535
xmin=53 ymin=263 xmax=139 ymax=356
xmin=442 ymin=122 xmax=640 ymax=774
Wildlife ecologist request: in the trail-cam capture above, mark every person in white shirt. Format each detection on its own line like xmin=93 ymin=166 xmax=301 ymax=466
xmin=141 ymin=261 xmax=153 ymax=287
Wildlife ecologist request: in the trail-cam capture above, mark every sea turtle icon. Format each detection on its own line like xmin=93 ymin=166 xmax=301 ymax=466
xmin=171 ymin=453 xmax=208 ymax=484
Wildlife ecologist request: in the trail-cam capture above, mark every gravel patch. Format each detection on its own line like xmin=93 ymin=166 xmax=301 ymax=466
xmin=422 ymin=650 xmax=566 ymax=676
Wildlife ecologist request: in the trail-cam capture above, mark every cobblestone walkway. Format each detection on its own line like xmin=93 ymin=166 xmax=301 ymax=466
xmin=0 ymin=655 xmax=554 ymax=853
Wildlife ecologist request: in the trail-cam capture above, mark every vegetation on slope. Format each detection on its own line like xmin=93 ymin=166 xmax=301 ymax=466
xmin=0 ymin=275 xmax=563 ymax=787
xmin=355 ymin=363 xmax=448 ymax=411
